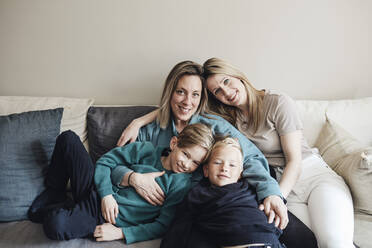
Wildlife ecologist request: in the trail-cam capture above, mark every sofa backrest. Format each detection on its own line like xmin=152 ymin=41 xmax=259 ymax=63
xmin=296 ymin=97 xmax=372 ymax=148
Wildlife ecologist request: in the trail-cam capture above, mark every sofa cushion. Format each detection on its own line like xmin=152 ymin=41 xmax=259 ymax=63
xmin=295 ymin=100 xmax=330 ymax=147
xmin=87 ymin=106 xmax=157 ymax=163
xmin=0 ymin=96 xmax=94 ymax=142
xmin=326 ymin=97 xmax=372 ymax=146
xmin=0 ymin=108 xmax=63 ymax=221
xmin=315 ymin=118 xmax=372 ymax=215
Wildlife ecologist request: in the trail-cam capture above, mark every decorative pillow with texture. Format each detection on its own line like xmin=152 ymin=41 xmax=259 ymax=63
xmin=87 ymin=106 xmax=157 ymax=163
xmin=314 ymin=118 xmax=372 ymax=214
xmin=0 ymin=108 xmax=63 ymax=221
xmin=0 ymin=96 xmax=94 ymax=142
xmin=326 ymin=97 xmax=372 ymax=146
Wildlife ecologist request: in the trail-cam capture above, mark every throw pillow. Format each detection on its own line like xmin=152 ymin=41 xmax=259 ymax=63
xmin=87 ymin=106 xmax=157 ymax=163
xmin=0 ymin=108 xmax=63 ymax=221
xmin=326 ymin=97 xmax=372 ymax=146
xmin=0 ymin=96 xmax=94 ymax=142
xmin=314 ymin=117 xmax=372 ymax=214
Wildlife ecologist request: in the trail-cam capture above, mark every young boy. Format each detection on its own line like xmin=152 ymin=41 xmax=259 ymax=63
xmin=28 ymin=123 xmax=214 ymax=244
xmin=161 ymin=137 xmax=285 ymax=248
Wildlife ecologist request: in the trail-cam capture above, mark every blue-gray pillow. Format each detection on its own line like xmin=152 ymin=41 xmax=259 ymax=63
xmin=0 ymin=108 xmax=63 ymax=222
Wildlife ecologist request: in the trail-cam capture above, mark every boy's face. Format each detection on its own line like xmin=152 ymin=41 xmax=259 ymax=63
xmin=169 ymin=137 xmax=208 ymax=174
xmin=203 ymin=145 xmax=243 ymax=186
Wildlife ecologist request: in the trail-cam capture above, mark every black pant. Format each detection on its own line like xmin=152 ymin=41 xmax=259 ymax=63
xmin=269 ymin=166 xmax=318 ymax=248
xmin=38 ymin=131 xmax=104 ymax=240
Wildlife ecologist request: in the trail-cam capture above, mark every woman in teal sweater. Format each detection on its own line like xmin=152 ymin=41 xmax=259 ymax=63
xmin=116 ymin=60 xmax=288 ymax=228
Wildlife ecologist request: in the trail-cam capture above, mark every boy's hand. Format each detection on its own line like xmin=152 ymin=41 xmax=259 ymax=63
xmin=259 ymin=195 xmax=288 ymax=230
xmin=101 ymin=194 xmax=118 ymax=224
xmin=94 ymin=223 xmax=124 ymax=242
xmin=130 ymin=171 xmax=165 ymax=206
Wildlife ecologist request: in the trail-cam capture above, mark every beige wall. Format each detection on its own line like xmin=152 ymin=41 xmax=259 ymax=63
xmin=0 ymin=0 xmax=371 ymax=105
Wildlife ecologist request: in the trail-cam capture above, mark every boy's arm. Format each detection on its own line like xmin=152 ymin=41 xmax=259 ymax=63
xmin=122 ymin=176 xmax=190 ymax=244
xmin=95 ymin=142 xmax=154 ymax=198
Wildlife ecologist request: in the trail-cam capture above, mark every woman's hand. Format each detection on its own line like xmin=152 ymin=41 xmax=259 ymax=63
xmin=94 ymin=223 xmax=124 ymax=242
xmin=117 ymin=119 xmax=141 ymax=146
xmin=130 ymin=171 xmax=166 ymax=206
xmin=101 ymin=195 xmax=118 ymax=224
xmin=116 ymin=109 xmax=159 ymax=147
xmin=259 ymin=195 xmax=288 ymax=230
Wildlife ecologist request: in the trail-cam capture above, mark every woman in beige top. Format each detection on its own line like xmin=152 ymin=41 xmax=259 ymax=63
xmin=202 ymin=58 xmax=355 ymax=248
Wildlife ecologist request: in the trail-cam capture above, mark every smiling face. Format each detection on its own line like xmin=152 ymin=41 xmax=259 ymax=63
xmin=203 ymin=145 xmax=243 ymax=187
xmin=170 ymin=75 xmax=202 ymax=128
xmin=167 ymin=136 xmax=208 ymax=174
xmin=206 ymin=74 xmax=247 ymax=108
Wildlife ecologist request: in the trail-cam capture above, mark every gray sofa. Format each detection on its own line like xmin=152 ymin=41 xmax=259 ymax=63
xmin=1 ymin=96 xmax=372 ymax=248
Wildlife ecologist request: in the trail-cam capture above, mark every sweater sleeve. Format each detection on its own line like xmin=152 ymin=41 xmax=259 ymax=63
xmin=122 ymin=175 xmax=191 ymax=244
xmin=199 ymin=115 xmax=282 ymax=201
xmin=95 ymin=142 xmax=155 ymax=198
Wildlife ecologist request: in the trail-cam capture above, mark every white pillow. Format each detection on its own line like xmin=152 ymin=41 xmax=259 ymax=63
xmin=295 ymin=100 xmax=330 ymax=147
xmin=0 ymin=96 xmax=94 ymax=141
xmin=326 ymin=97 xmax=372 ymax=146
xmin=315 ymin=118 xmax=372 ymax=214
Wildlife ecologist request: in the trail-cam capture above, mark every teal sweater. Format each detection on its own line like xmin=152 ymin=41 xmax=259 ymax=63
xmin=111 ymin=114 xmax=282 ymax=202
xmin=94 ymin=142 xmax=191 ymax=244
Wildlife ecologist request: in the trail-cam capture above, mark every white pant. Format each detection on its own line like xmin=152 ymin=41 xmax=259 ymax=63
xmin=285 ymin=154 xmax=355 ymax=248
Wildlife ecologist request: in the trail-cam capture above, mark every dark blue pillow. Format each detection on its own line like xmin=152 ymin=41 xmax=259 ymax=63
xmin=0 ymin=108 xmax=63 ymax=221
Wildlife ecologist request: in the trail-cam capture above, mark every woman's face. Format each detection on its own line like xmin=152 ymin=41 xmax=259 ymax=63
xmin=206 ymin=74 xmax=247 ymax=108
xmin=170 ymin=75 xmax=202 ymax=123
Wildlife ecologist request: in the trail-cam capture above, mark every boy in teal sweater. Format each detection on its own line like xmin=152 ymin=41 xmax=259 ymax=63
xmin=28 ymin=123 xmax=214 ymax=244
xmin=94 ymin=122 xmax=214 ymax=243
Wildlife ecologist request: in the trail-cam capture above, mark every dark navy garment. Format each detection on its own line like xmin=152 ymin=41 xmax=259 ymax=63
xmin=161 ymin=179 xmax=285 ymax=248
xmin=29 ymin=131 xmax=105 ymax=240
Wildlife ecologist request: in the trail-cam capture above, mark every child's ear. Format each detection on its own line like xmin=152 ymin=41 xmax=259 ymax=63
xmin=202 ymin=164 xmax=209 ymax=178
xmin=170 ymin=136 xmax=178 ymax=150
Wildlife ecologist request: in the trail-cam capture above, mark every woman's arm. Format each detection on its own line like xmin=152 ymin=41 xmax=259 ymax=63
xmin=117 ymin=109 xmax=159 ymax=146
xmin=199 ymin=115 xmax=281 ymax=198
xmin=278 ymin=130 xmax=303 ymax=198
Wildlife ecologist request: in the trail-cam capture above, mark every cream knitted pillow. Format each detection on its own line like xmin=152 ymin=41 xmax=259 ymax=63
xmin=315 ymin=117 xmax=372 ymax=214
xmin=0 ymin=96 xmax=94 ymax=142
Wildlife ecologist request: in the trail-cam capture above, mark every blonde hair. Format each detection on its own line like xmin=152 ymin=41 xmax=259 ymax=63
xmin=157 ymin=61 xmax=209 ymax=129
xmin=203 ymin=58 xmax=263 ymax=133
xmin=209 ymin=136 xmax=243 ymax=165
xmin=177 ymin=123 xmax=214 ymax=162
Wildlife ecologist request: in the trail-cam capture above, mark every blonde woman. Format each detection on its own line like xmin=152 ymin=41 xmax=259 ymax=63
xmin=116 ymin=60 xmax=288 ymax=230
xmin=202 ymin=58 xmax=355 ymax=248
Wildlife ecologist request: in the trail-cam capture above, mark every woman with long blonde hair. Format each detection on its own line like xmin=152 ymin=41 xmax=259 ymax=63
xmin=203 ymin=57 xmax=355 ymax=248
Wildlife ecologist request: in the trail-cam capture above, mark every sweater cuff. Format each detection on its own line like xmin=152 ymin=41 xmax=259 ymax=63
xmin=256 ymin=182 xmax=283 ymax=202
xmin=97 ymin=187 xmax=115 ymax=199
xmin=111 ymin=166 xmax=132 ymax=188
xmin=122 ymin=227 xmax=135 ymax=244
